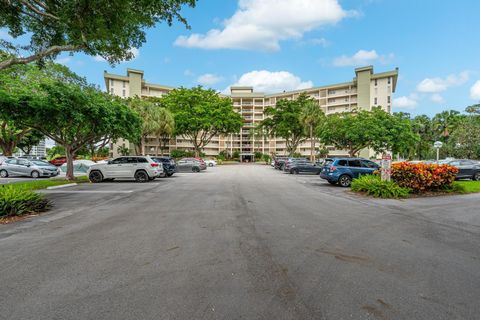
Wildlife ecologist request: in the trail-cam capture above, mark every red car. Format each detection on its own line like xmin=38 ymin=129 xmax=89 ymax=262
xmin=49 ymin=156 xmax=69 ymax=166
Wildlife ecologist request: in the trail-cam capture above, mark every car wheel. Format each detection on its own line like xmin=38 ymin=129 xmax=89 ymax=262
xmin=89 ymin=170 xmax=103 ymax=183
xmin=192 ymin=167 xmax=200 ymax=173
xmin=289 ymin=169 xmax=294 ymax=174
xmin=294 ymin=169 xmax=299 ymax=174
xmin=208 ymin=163 xmax=214 ymax=167
xmin=328 ymin=180 xmax=337 ymax=185
xmin=166 ymin=172 xmax=173 ymax=177
xmin=338 ymin=175 xmax=352 ymax=187
xmin=473 ymin=172 xmax=480 ymax=181
xmin=134 ymin=170 xmax=149 ymax=182
xmin=0 ymin=169 xmax=8 ymax=178
xmin=31 ymin=170 xmax=40 ymax=178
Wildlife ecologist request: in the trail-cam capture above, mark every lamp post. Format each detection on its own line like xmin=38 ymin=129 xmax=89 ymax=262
xmin=434 ymin=141 xmax=443 ymax=163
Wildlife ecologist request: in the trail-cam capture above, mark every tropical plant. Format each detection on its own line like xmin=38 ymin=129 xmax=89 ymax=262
xmin=391 ymin=162 xmax=458 ymax=193
xmin=300 ymin=99 xmax=325 ymax=161
xmin=351 ymin=175 xmax=410 ymax=198
xmin=0 ymin=185 xmax=50 ymax=217
xmin=432 ymin=110 xmax=463 ymax=142
xmin=0 ymin=0 xmax=196 ymax=69
xmin=117 ymin=146 xmax=130 ymax=156
xmin=162 ymin=86 xmax=243 ymax=157
xmin=128 ymin=98 xmax=175 ymax=156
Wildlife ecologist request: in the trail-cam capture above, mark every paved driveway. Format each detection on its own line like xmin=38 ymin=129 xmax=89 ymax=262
xmin=0 ymin=165 xmax=479 ymax=320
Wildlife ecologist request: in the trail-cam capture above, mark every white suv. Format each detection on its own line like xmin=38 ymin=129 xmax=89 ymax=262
xmin=87 ymin=156 xmax=163 ymax=183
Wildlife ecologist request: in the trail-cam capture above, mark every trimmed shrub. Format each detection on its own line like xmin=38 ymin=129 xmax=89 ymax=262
xmin=351 ymin=175 xmax=410 ymax=198
xmin=262 ymin=153 xmax=271 ymax=164
xmin=391 ymin=162 xmax=458 ymax=193
xmin=254 ymin=151 xmax=263 ymax=161
xmin=0 ymin=186 xmax=50 ymax=217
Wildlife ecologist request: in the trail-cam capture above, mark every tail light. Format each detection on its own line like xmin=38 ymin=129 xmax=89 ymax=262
xmin=329 ymin=166 xmax=337 ymax=171
xmin=150 ymin=163 xmax=159 ymax=167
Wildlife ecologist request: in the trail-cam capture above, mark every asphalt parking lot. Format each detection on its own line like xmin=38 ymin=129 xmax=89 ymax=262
xmin=1 ymin=165 xmax=479 ymax=320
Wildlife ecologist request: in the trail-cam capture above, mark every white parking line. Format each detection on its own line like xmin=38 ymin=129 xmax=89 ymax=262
xmin=39 ymin=190 xmax=134 ymax=194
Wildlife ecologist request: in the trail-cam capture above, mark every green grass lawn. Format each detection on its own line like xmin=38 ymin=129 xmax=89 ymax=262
xmin=3 ymin=176 xmax=89 ymax=192
xmin=452 ymin=180 xmax=480 ymax=193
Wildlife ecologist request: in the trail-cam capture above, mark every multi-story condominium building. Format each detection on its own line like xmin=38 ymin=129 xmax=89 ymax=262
xmin=105 ymin=66 xmax=398 ymax=160
xmin=13 ymin=139 xmax=46 ymax=158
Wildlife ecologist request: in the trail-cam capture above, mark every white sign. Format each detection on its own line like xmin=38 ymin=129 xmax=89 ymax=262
xmin=434 ymin=141 xmax=443 ymax=148
xmin=381 ymin=153 xmax=392 ymax=181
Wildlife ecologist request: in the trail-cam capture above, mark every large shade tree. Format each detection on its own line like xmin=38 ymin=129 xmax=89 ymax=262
xmin=318 ymin=107 xmax=417 ymax=157
xmin=0 ymin=80 xmax=141 ymax=180
xmin=162 ymin=87 xmax=243 ymax=157
xmin=258 ymin=93 xmax=314 ymax=156
xmin=0 ymin=0 xmax=196 ymax=69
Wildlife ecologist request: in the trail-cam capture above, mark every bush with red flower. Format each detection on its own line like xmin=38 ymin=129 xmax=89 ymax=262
xmin=391 ymin=162 xmax=458 ymax=193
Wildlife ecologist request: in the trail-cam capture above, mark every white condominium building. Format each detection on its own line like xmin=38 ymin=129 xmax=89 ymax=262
xmin=105 ymin=66 xmax=398 ymax=160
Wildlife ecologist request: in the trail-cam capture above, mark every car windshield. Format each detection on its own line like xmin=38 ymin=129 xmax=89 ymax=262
xmin=323 ymin=159 xmax=334 ymax=166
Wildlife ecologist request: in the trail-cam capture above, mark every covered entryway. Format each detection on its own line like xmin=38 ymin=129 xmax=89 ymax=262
xmin=241 ymin=153 xmax=254 ymax=163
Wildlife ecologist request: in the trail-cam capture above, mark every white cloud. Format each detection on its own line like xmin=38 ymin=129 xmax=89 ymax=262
xmin=470 ymin=80 xmax=480 ymax=100
xmin=333 ymin=49 xmax=394 ymax=67
xmin=430 ymin=94 xmax=445 ymax=104
xmin=174 ymin=0 xmax=351 ymax=51
xmin=225 ymin=70 xmax=313 ymax=93
xmin=393 ymin=95 xmax=418 ymax=110
xmin=196 ymin=73 xmax=224 ymax=86
xmin=416 ymin=71 xmax=469 ymax=93
xmin=93 ymin=47 xmax=140 ymax=62
xmin=309 ymin=38 xmax=330 ymax=47
xmin=184 ymin=69 xmax=195 ymax=77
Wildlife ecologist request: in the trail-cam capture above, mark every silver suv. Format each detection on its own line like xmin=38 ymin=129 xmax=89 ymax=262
xmin=0 ymin=158 xmax=60 ymax=178
xmin=87 ymin=156 xmax=163 ymax=183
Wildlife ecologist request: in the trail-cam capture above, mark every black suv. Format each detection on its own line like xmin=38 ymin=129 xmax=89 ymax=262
xmin=151 ymin=157 xmax=177 ymax=177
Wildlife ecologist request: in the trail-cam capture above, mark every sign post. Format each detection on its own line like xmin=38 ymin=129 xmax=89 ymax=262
xmin=381 ymin=153 xmax=392 ymax=181
xmin=434 ymin=141 xmax=443 ymax=163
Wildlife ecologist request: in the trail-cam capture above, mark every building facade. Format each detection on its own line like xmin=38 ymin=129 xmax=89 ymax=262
xmin=105 ymin=66 xmax=398 ymax=160
xmin=13 ymin=139 xmax=46 ymax=158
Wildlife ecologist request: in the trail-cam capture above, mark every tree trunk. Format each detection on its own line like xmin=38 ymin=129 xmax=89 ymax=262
xmin=65 ymin=146 xmax=75 ymax=181
xmin=0 ymin=142 xmax=14 ymax=156
xmin=310 ymin=125 xmax=314 ymax=162
xmin=140 ymin=136 xmax=145 ymax=156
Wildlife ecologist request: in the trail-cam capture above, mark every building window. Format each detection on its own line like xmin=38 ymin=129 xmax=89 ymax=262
xmin=122 ymin=89 xmax=126 ymax=97
xmin=388 ymin=77 xmax=391 ymax=84
xmin=374 ymin=79 xmax=377 ymax=86
xmin=110 ymin=79 xmax=114 ymax=87
xmin=374 ymin=88 xmax=378 ymax=95
xmin=123 ymin=81 xmax=126 ymax=88
xmin=374 ymin=97 xmax=377 ymax=105
xmin=110 ymin=88 xmax=114 ymax=94
xmin=387 ymin=105 xmax=391 ymax=113
xmin=387 ymin=96 xmax=391 ymax=103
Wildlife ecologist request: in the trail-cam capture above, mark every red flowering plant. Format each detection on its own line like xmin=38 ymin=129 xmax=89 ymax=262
xmin=391 ymin=162 xmax=458 ymax=193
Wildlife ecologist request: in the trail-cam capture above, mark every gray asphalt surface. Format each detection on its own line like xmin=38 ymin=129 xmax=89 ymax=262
xmin=1 ymin=165 xmax=479 ymax=320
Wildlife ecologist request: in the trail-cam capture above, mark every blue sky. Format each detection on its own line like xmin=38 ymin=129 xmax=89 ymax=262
xmin=23 ymin=0 xmax=480 ymax=116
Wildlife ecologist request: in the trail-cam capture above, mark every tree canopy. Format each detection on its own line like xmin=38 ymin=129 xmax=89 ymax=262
xmin=0 ymin=78 xmax=141 ymax=179
xmin=0 ymin=0 xmax=196 ymax=69
xmin=318 ymin=107 xmax=417 ymax=157
xmin=258 ymin=93 xmax=315 ymax=156
xmin=161 ymin=86 xmax=243 ymax=157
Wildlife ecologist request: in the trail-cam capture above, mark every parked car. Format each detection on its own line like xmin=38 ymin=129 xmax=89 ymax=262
xmin=49 ymin=156 xmax=75 ymax=166
xmin=0 ymin=158 xmax=60 ymax=178
xmin=273 ymin=156 xmax=289 ymax=170
xmin=440 ymin=159 xmax=480 ymax=180
xmin=182 ymin=157 xmax=207 ymax=170
xmin=176 ymin=158 xmax=203 ymax=172
xmin=320 ymin=157 xmax=380 ymax=187
xmin=151 ymin=156 xmax=177 ymax=177
xmin=87 ymin=156 xmax=162 ymax=183
xmin=204 ymin=159 xmax=217 ymax=167
xmin=287 ymin=161 xmax=322 ymax=174
xmin=283 ymin=158 xmax=308 ymax=172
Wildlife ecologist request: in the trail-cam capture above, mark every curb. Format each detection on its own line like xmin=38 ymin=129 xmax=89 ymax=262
xmin=46 ymin=183 xmax=78 ymax=190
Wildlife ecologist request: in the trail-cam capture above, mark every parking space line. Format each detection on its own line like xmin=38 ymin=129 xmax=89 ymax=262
xmin=39 ymin=190 xmax=134 ymax=194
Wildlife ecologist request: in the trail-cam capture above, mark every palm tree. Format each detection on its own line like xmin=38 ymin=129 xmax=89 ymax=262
xmin=156 ymin=108 xmax=175 ymax=155
xmin=432 ymin=110 xmax=462 ymax=142
xmin=300 ymin=100 xmax=325 ymax=161
xmin=128 ymin=98 xmax=174 ymax=156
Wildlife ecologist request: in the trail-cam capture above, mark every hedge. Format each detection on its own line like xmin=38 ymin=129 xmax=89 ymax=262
xmin=391 ymin=162 xmax=457 ymax=193
xmin=351 ymin=175 xmax=410 ymax=198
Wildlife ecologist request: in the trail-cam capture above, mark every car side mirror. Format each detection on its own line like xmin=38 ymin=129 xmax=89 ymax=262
xmin=107 ymin=160 xmax=112 ymax=164
xmin=26 ymin=164 xmax=31 ymax=167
